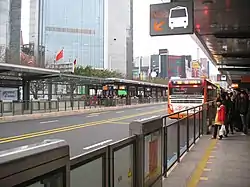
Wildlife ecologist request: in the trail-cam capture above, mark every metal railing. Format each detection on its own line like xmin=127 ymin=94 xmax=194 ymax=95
xmin=0 ymin=101 xmax=217 ymax=187
xmin=0 ymin=97 xmax=167 ymax=117
xmin=68 ymin=101 xmax=216 ymax=187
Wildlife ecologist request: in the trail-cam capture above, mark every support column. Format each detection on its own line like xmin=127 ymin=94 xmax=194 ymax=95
xmin=17 ymin=86 xmax=21 ymax=100
xmin=48 ymin=80 xmax=52 ymax=101
xmin=22 ymin=80 xmax=30 ymax=110
xmin=156 ymin=88 xmax=158 ymax=102
xmin=126 ymin=85 xmax=130 ymax=105
xmin=85 ymin=85 xmax=90 ymax=96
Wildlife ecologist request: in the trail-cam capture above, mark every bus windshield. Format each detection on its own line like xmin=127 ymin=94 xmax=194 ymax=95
xmin=170 ymin=9 xmax=186 ymax=18
xmin=170 ymin=87 xmax=203 ymax=95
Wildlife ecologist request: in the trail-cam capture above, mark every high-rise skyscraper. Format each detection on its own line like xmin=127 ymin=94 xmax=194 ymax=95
xmin=0 ymin=0 xmax=22 ymax=65
xmin=104 ymin=0 xmax=133 ymax=77
xmin=29 ymin=0 xmax=104 ymax=68
xmin=29 ymin=0 xmax=133 ymax=77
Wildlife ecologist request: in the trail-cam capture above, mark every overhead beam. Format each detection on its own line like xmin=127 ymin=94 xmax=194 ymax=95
xmin=191 ymin=31 xmax=217 ymax=66
xmin=221 ymin=53 xmax=250 ymax=58
xmin=214 ymin=31 xmax=250 ymax=39
xmin=218 ymin=68 xmax=250 ymax=71
xmin=218 ymin=63 xmax=250 ymax=67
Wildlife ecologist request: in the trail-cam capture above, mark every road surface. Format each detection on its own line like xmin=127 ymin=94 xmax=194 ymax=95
xmin=0 ymin=103 xmax=172 ymax=156
xmin=0 ymin=103 xmax=201 ymax=186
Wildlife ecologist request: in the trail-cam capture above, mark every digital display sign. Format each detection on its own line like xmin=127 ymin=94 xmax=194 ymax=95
xmin=171 ymin=80 xmax=202 ymax=85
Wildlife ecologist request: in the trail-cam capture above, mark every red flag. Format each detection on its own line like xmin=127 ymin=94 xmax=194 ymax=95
xmin=56 ymin=49 xmax=63 ymax=61
xmin=73 ymin=59 xmax=77 ymax=65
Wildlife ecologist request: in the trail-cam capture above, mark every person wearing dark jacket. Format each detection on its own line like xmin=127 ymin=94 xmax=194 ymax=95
xmin=236 ymin=91 xmax=249 ymax=134
xmin=223 ymin=94 xmax=234 ymax=135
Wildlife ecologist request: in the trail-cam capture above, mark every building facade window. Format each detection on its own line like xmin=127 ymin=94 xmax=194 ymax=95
xmin=39 ymin=0 xmax=104 ymax=68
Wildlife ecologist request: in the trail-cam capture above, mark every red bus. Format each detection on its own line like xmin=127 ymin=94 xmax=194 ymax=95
xmin=167 ymin=78 xmax=218 ymax=119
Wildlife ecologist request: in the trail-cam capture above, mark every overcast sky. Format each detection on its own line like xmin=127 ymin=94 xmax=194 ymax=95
xmin=21 ymin=0 xmax=218 ymax=74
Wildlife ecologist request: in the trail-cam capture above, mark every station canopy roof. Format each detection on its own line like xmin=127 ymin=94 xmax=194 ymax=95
xmin=0 ymin=63 xmax=60 ymax=80
xmin=193 ymin=0 xmax=250 ymax=83
xmin=104 ymin=78 xmax=168 ymax=88
xmin=43 ymin=74 xmax=108 ymax=85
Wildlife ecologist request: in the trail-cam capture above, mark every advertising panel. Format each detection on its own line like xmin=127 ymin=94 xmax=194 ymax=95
xmin=200 ymin=58 xmax=209 ymax=78
xmin=144 ymin=131 xmax=162 ymax=186
xmin=192 ymin=61 xmax=200 ymax=77
xmin=0 ymin=87 xmax=18 ymax=100
xmin=167 ymin=55 xmax=185 ymax=78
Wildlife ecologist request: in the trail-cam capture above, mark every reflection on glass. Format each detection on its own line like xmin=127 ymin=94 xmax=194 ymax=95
xmin=114 ymin=145 xmax=133 ymax=187
xmin=144 ymin=131 xmax=162 ymax=186
xmin=25 ymin=172 xmax=64 ymax=187
xmin=167 ymin=125 xmax=177 ymax=168
xmin=71 ymin=157 xmax=103 ymax=187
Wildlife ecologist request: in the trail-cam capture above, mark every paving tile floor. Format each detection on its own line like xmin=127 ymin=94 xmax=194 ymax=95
xmin=163 ymin=132 xmax=250 ymax=187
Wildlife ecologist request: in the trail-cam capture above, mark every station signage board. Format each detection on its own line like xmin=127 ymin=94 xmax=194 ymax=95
xmin=150 ymin=1 xmax=194 ymax=36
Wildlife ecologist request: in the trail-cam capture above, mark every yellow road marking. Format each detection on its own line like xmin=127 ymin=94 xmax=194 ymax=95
xmin=186 ymin=139 xmax=217 ymax=187
xmin=0 ymin=109 xmax=164 ymax=144
xmin=108 ymin=121 xmax=129 ymax=124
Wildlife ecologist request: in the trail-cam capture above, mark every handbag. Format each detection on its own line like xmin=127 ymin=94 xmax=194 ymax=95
xmin=219 ymin=125 xmax=226 ymax=136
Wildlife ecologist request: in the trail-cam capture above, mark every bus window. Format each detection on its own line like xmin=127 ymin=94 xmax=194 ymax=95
xmin=169 ymin=6 xmax=188 ymax=29
xmin=170 ymin=8 xmax=187 ymax=18
xmin=170 ymin=87 xmax=203 ymax=95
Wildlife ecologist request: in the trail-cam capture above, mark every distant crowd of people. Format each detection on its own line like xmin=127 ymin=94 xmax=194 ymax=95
xmin=213 ymin=90 xmax=249 ymax=139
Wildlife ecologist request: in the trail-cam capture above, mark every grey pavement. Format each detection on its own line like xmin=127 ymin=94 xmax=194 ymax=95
xmin=163 ymin=135 xmax=212 ymax=187
xmin=163 ymin=132 xmax=250 ymax=187
xmin=197 ymin=133 xmax=250 ymax=187
xmin=0 ymin=103 xmax=172 ymax=156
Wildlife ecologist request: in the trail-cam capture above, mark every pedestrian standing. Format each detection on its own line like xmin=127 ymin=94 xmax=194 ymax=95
xmin=212 ymin=99 xmax=226 ymax=140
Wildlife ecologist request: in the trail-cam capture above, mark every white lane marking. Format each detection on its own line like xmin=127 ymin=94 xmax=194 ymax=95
xmin=88 ymin=113 xmax=100 ymax=115
xmin=83 ymin=139 xmax=113 ymax=150
xmin=40 ymin=120 xmax=59 ymax=124
xmin=136 ymin=108 xmax=143 ymax=110
xmin=116 ymin=111 xmax=124 ymax=113
xmin=86 ymin=115 xmax=99 ymax=118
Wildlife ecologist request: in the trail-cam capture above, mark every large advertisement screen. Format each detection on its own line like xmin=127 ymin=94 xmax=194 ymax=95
xmin=167 ymin=55 xmax=186 ymax=78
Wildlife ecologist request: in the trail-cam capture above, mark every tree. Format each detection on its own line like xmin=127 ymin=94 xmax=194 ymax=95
xmin=30 ymin=80 xmax=45 ymax=99
xmin=74 ymin=66 xmax=123 ymax=78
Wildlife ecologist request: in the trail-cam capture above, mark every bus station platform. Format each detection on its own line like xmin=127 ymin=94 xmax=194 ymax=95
xmin=1 ymin=102 xmax=250 ymax=187
xmin=163 ymin=132 xmax=250 ymax=187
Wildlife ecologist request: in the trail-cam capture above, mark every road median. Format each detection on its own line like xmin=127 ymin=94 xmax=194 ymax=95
xmin=0 ymin=102 xmax=167 ymax=123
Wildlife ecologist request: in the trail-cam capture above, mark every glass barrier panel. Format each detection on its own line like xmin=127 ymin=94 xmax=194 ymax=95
xmin=179 ymin=118 xmax=187 ymax=156
xmin=70 ymin=157 xmax=103 ymax=187
xmin=113 ymin=144 xmax=134 ymax=187
xmin=166 ymin=122 xmax=178 ymax=169
xmin=144 ymin=130 xmax=162 ymax=186
xmin=21 ymin=171 xmax=64 ymax=187
xmin=188 ymin=116 xmax=195 ymax=146
xmin=195 ymin=112 xmax=200 ymax=139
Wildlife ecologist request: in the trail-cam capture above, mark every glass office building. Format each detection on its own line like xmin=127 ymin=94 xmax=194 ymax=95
xmin=30 ymin=0 xmax=104 ymax=68
xmin=0 ymin=0 xmax=21 ymax=65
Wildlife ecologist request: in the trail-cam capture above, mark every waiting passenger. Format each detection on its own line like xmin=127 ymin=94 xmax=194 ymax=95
xmin=239 ymin=91 xmax=249 ymax=134
xmin=212 ymin=99 xmax=226 ymax=140
xmin=224 ymin=94 xmax=234 ymax=135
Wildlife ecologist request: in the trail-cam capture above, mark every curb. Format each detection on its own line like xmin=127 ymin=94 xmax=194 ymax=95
xmin=0 ymin=102 xmax=167 ymax=123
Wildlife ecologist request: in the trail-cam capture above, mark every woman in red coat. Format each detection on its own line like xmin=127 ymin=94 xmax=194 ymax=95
xmin=212 ymin=99 xmax=226 ymax=139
